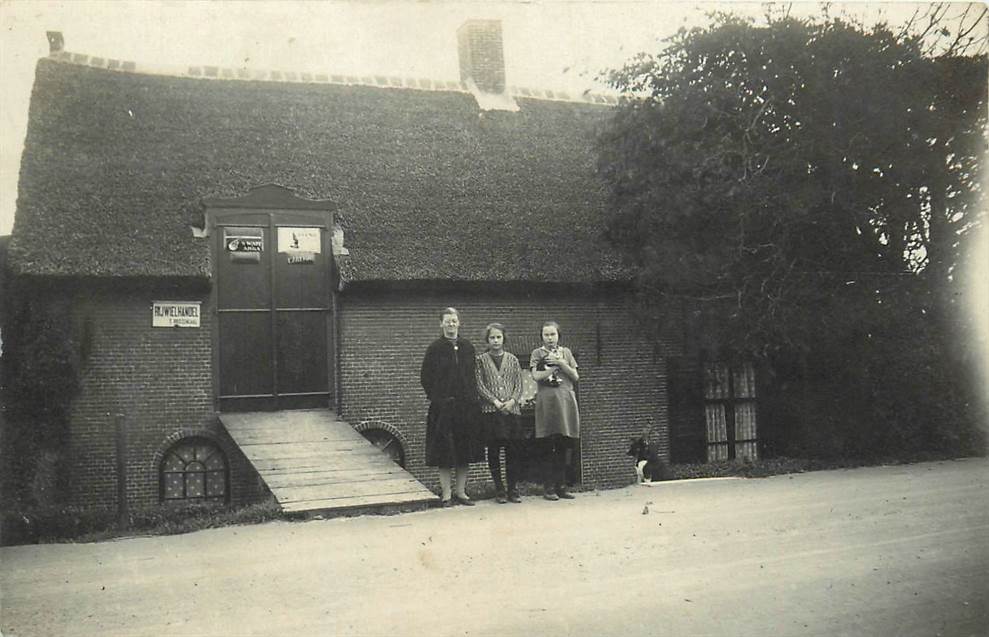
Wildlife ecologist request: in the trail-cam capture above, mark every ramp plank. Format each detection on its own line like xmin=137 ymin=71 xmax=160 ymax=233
xmin=240 ymin=445 xmax=384 ymax=461
xmin=280 ymin=490 xmax=439 ymax=513
xmin=276 ymin=478 xmax=424 ymax=502
xmin=264 ymin=469 xmax=415 ymax=488
xmin=219 ymin=410 xmax=436 ymax=514
xmin=249 ymin=457 xmax=396 ymax=473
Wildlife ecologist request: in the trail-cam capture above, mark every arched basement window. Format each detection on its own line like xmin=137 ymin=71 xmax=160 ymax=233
xmin=359 ymin=428 xmax=406 ymax=468
xmin=161 ymin=438 xmax=229 ymax=503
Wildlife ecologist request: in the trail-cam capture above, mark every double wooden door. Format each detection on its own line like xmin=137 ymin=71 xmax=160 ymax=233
xmin=213 ymin=208 xmax=333 ymax=412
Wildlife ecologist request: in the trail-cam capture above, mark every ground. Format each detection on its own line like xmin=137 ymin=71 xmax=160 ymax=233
xmin=2 ymin=458 xmax=987 ymax=637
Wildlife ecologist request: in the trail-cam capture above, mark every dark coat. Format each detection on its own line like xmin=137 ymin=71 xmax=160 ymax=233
xmin=420 ymin=336 xmax=483 ymax=467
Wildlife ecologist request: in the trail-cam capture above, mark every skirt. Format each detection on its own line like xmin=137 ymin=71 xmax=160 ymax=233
xmin=481 ymin=411 xmax=527 ymax=443
xmin=534 ymin=386 xmax=580 ymax=439
xmin=424 ymin=399 xmax=484 ymax=467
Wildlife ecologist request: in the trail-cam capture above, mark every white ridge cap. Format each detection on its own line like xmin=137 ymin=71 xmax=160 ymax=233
xmin=463 ymin=77 xmax=519 ymax=112
xmin=47 ymin=50 xmax=618 ymax=105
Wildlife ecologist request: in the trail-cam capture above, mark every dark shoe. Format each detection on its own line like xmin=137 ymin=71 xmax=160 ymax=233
xmin=556 ymin=488 xmax=575 ymax=500
xmin=496 ymin=491 xmax=508 ymax=504
xmin=440 ymin=499 xmax=453 ymax=508
xmin=453 ymin=494 xmax=475 ymax=506
xmin=543 ymin=492 xmax=559 ymax=501
xmin=508 ymin=491 xmax=522 ymax=504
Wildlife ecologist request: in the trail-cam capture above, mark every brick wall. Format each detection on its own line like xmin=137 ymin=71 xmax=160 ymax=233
xmin=63 ymin=283 xmax=683 ymax=509
xmin=337 ymin=287 xmax=683 ymax=492
xmin=68 ymin=288 xmax=264 ymax=508
xmin=457 ymin=20 xmax=506 ymax=93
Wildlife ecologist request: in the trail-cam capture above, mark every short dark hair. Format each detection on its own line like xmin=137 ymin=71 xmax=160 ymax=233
xmin=540 ymin=321 xmax=561 ymax=339
xmin=440 ymin=307 xmax=459 ymax=321
xmin=484 ymin=322 xmax=507 ymax=342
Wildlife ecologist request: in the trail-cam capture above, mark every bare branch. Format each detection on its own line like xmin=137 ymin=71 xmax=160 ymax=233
xmin=896 ymin=7 xmax=922 ymax=41
xmin=945 ymin=5 xmax=988 ymax=56
xmin=918 ymin=3 xmax=951 ymax=56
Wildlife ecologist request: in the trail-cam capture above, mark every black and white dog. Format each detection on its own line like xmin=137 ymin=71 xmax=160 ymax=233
xmin=627 ymin=437 xmax=672 ymax=483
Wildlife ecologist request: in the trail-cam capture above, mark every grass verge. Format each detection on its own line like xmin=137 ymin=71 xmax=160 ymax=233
xmin=2 ymin=498 xmax=282 ymax=546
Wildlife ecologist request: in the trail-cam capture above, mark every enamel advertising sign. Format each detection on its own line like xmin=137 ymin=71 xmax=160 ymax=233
xmin=152 ymin=301 xmax=201 ymax=327
xmin=278 ymin=227 xmax=320 ymax=264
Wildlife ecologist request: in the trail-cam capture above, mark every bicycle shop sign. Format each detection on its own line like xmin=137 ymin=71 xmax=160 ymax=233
xmin=152 ymin=301 xmax=201 ymax=328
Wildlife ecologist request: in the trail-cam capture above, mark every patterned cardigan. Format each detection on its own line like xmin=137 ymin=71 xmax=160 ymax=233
xmin=474 ymin=351 xmax=524 ymax=415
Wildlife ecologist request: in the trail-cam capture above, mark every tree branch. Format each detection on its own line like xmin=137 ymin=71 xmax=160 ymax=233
xmin=945 ymin=5 xmax=988 ymax=56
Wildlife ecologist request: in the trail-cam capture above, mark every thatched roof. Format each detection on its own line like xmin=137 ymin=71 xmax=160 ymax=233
xmin=9 ymin=57 xmax=631 ymax=284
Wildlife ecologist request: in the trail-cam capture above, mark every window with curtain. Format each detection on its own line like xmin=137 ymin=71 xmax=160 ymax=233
xmin=703 ymin=361 xmax=758 ymax=462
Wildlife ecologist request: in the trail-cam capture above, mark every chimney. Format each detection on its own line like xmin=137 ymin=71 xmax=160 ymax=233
xmin=46 ymin=31 xmax=64 ymax=53
xmin=457 ymin=20 xmax=505 ymax=94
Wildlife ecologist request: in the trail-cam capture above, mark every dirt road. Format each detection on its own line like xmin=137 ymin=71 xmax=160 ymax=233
xmin=2 ymin=458 xmax=987 ymax=637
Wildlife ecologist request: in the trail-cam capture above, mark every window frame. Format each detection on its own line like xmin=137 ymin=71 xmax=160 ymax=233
xmin=159 ymin=437 xmax=230 ymax=504
xmin=702 ymin=361 xmax=759 ymax=462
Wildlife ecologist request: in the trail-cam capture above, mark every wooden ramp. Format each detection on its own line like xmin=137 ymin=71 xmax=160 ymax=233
xmin=219 ymin=410 xmax=437 ymax=514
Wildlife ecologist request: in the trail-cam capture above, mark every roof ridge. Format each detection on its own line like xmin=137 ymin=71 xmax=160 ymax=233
xmin=46 ymin=50 xmax=618 ymax=105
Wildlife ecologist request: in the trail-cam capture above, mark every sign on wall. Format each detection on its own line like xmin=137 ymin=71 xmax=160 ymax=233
xmin=152 ymin=301 xmax=201 ymax=328
xmin=278 ymin=227 xmax=321 ymax=253
xmin=278 ymin=227 xmax=320 ymax=265
xmin=226 ymin=235 xmax=263 ymax=252
xmin=224 ymin=227 xmax=264 ymax=263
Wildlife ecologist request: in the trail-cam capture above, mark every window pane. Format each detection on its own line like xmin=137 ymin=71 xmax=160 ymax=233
xmin=707 ymin=443 xmax=729 ymax=462
xmin=186 ymin=472 xmax=205 ymax=499
xmin=733 ymin=363 xmax=756 ymax=398
xmin=520 ymin=369 xmax=538 ymax=404
xmin=705 ymin=404 xmax=728 ymax=443
xmin=164 ymin=473 xmax=184 ymax=499
xmin=206 ymin=471 xmax=226 ymax=498
xmin=704 ymin=363 xmax=730 ymax=399
xmin=164 ymin=455 xmax=184 ymax=472
xmin=735 ymin=441 xmax=758 ymax=461
xmin=734 ymin=403 xmax=758 ymax=441
xmin=205 ymin=454 xmax=225 ymax=471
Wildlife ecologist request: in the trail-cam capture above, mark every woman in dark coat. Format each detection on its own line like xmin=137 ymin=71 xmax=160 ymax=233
xmin=420 ymin=307 xmax=483 ymax=506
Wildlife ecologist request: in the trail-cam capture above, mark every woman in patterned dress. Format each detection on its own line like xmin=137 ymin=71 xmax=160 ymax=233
xmin=475 ymin=323 xmax=525 ymax=504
